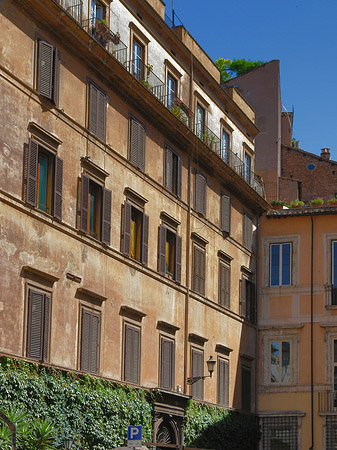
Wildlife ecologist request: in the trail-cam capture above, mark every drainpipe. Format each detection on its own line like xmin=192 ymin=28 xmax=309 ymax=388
xmin=310 ymin=214 xmax=314 ymax=450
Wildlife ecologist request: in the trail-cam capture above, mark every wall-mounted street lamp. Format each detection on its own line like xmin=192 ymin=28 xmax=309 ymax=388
xmin=187 ymin=356 xmax=216 ymax=385
xmin=64 ymin=437 xmax=74 ymax=450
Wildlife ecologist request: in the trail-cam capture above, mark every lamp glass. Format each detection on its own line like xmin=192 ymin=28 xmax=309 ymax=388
xmin=206 ymin=355 xmax=216 ymax=376
xmin=64 ymin=437 xmax=74 ymax=449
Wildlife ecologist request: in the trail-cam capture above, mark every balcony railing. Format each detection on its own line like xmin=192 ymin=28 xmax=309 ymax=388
xmin=55 ymin=0 xmax=83 ymax=23
xmin=162 ymin=93 xmax=192 ymax=127
xmin=82 ymin=18 xmax=127 ymax=64
xmin=318 ymin=390 xmax=337 ymax=412
xmin=195 ymin=122 xmax=221 ymax=155
xmin=124 ymin=60 xmax=165 ymax=101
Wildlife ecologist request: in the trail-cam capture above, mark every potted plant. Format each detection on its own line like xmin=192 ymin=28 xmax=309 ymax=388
xmin=289 ymin=200 xmax=304 ymax=209
xmin=111 ymin=31 xmax=120 ymax=45
xmin=328 ymin=197 xmax=337 ymax=206
xmin=310 ymin=197 xmax=324 ymax=207
xmin=270 ymin=200 xmax=285 ymax=210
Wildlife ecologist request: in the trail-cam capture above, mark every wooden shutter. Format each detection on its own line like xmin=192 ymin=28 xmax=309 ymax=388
xmin=175 ymin=235 xmax=182 ymax=283
xmin=193 ymin=246 xmax=205 ymax=295
xmin=89 ymin=311 xmax=100 ymax=373
xmin=138 ymin=122 xmax=145 ymax=171
xmin=27 ymin=138 xmax=38 ymax=206
xmin=244 ymin=213 xmax=253 ymax=249
xmin=81 ymin=309 xmax=91 ymax=372
xmin=27 ymin=289 xmax=50 ymax=361
xmin=160 ymin=337 xmax=174 ymax=390
xmin=38 ymin=40 xmax=54 ymax=99
xmin=195 ymin=173 xmax=206 ymax=216
xmin=124 ymin=324 xmax=140 ymax=384
xmin=220 ymin=263 xmax=230 ymax=308
xmin=130 ymin=118 xmax=145 ymax=171
xmin=177 ymin=156 xmax=182 ymax=198
xmin=241 ymin=278 xmax=247 ymax=318
xmin=242 ymin=367 xmax=251 ymax=411
xmin=221 ymin=194 xmax=231 ymax=233
xmin=158 ymin=225 xmax=167 ymax=275
xmin=97 ymin=89 xmax=106 ymax=141
xmin=80 ymin=174 xmax=89 ymax=233
xmin=218 ymin=358 xmax=229 ymax=406
xmin=123 ymin=201 xmax=132 ymax=256
xmin=191 ymin=348 xmax=204 ymax=400
xmin=43 ymin=294 xmax=51 ymax=361
xmin=141 ymin=213 xmax=149 ymax=265
xmin=101 ymin=187 xmax=112 ymax=245
xmin=89 ymin=83 xmax=98 ymax=136
xmin=52 ymin=49 xmax=60 ymax=105
xmin=165 ymin=148 xmax=173 ymax=192
xmin=53 ymin=156 xmax=63 ymax=220
xmin=199 ymin=248 xmax=205 ymax=295
xmin=249 ymin=282 xmax=256 ymax=323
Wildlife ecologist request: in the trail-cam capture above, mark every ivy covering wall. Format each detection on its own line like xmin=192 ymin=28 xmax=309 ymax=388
xmin=0 ymin=357 xmax=260 ymax=450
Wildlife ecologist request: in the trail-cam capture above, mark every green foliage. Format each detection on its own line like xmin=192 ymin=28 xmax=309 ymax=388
xmin=184 ymin=400 xmax=260 ymax=450
xmin=289 ymin=200 xmax=304 ymax=208
xmin=270 ymin=200 xmax=285 ymax=206
xmin=215 ymin=58 xmax=267 ymax=82
xmin=310 ymin=198 xmax=324 ymax=206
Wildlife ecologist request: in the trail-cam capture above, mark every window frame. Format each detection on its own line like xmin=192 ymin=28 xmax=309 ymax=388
xmin=270 ymin=339 xmax=292 ymax=384
xmin=158 ymin=225 xmax=182 ymax=283
xmin=269 ymin=242 xmax=292 ymax=287
xmin=221 ymin=128 xmax=231 ymax=164
xmin=122 ymin=200 xmax=149 ymax=265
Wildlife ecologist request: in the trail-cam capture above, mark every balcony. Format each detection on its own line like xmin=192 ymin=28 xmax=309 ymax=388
xmin=318 ymin=391 xmax=337 ymax=412
xmin=82 ymin=17 xmax=127 ymax=64
xmin=195 ymin=122 xmax=221 ymax=155
xmin=124 ymin=60 xmax=165 ymax=102
xmin=55 ymin=0 xmax=83 ymax=23
xmin=162 ymin=93 xmax=192 ymax=127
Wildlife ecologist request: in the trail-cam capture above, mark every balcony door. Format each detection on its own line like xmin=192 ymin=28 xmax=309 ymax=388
xmin=196 ymin=103 xmax=205 ymax=138
xmin=132 ymin=39 xmax=144 ymax=81
xmin=92 ymin=0 xmax=105 ymax=21
xmin=333 ymin=241 xmax=337 ymax=305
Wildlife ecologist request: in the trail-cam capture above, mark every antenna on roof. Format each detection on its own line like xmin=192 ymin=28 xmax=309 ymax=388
xmin=172 ymin=0 xmax=174 ymax=27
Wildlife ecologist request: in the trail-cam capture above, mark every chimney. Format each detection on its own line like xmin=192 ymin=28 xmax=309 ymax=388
xmin=321 ymin=148 xmax=330 ymax=160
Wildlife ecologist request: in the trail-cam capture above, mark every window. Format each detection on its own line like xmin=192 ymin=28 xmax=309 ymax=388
xmin=191 ymin=347 xmax=204 ymax=400
xmin=243 ymin=212 xmax=253 ymax=250
xmin=167 ymin=73 xmax=177 ymax=108
xmin=91 ymin=0 xmax=105 ymax=21
xmin=241 ymin=277 xmax=256 ymax=322
xmin=244 ymin=152 xmax=251 ymax=183
xmin=270 ymin=340 xmax=291 ymax=383
xmin=218 ymin=357 xmax=229 ymax=406
xmin=132 ymin=38 xmax=144 ymax=81
xmin=123 ymin=201 xmax=149 ymax=265
xmin=26 ymin=288 xmax=51 ymax=362
xmin=129 ymin=117 xmax=145 ymax=171
xmin=241 ymin=366 xmax=251 ymax=411
xmin=26 ymin=138 xmax=63 ymax=220
xmin=37 ymin=39 xmax=59 ymax=103
xmin=332 ymin=241 xmax=337 ymax=305
xmin=221 ymin=129 xmax=230 ymax=164
xmin=160 ymin=336 xmax=175 ymax=390
xmin=80 ymin=174 xmax=111 ymax=245
xmin=333 ymin=339 xmax=337 ymax=395
xmin=195 ymin=103 xmax=205 ymax=138
xmin=326 ymin=416 xmax=337 ymax=450
xmin=80 ymin=308 xmax=100 ymax=374
xmin=124 ymin=323 xmax=141 ymax=384
xmin=270 ymin=243 xmax=292 ymax=286
xmin=158 ymin=225 xmax=182 ymax=283
xmin=261 ymin=416 xmax=298 ymax=450
xmin=164 ymin=147 xmax=182 ymax=197
xmin=88 ymin=82 xmax=106 ymax=141
xmin=194 ymin=172 xmax=206 ymax=216
xmin=193 ymin=245 xmax=206 ymax=296
xmin=220 ymin=194 xmax=230 ymax=234
xmin=219 ymin=261 xmax=230 ymax=308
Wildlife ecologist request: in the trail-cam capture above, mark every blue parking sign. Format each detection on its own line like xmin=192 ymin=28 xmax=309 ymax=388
xmin=127 ymin=425 xmax=142 ymax=447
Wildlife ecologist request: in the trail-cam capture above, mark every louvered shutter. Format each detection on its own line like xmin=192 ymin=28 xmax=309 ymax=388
xmin=52 ymin=49 xmax=60 ymax=105
xmin=224 ymin=360 xmax=229 ymax=406
xmin=123 ymin=201 xmax=132 ymax=256
xmin=125 ymin=324 xmax=140 ymax=384
xmin=191 ymin=349 xmax=204 ymax=400
xmin=225 ymin=265 xmax=230 ymax=308
xmin=219 ymin=263 xmax=226 ymax=306
xmin=177 ymin=156 xmax=182 ymax=198
xmin=195 ymin=173 xmax=206 ymax=216
xmin=101 ymin=187 xmax=111 ymax=245
xmin=53 ymin=156 xmax=63 ymax=220
xmin=244 ymin=214 xmax=253 ymax=249
xmin=38 ymin=40 xmax=54 ymax=99
xmin=97 ymin=89 xmax=106 ymax=141
xmin=81 ymin=309 xmax=91 ymax=372
xmin=199 ymin=248 xmax=205 ymax=296
xmin=124 ymin=324 xmax=133 ymax=382
xmin=158 ymin=225 xmax=167 ymax=275
xmin=138 ymin=122 xmax=145 ymax=171
xmin=193 ymin=247 xmax=200 ymax=292
xmin=89 ymin=84 xmax=98 ymax=136
xmin=27 ymin=139 xmax=38 ymax=206
xmin=27 ymin=289 xmax=44 ymax=360
xmin=132 ymin=326 xmax=140 ymax=384
xmin=90 ymin=311 xmax=100 ymax=374
xmin=130 ymin=118 xmax=139 ymax=167
xmin=141 ymin=213 xmax=149 ymax=265
xmin=80 ymin=174 xmax=89 ymax=233
xmin=165 ymin=148 xmax=173 ymax=192
xmin=249 ymin=282 xmax=256 ymax=323
xmin=175 ymin=235 xmax=182 ymax=283
xmin=241 ymin=279 xmax=247 ymax=318
xmin=160 ymin=338 xmax=174 ymax=390
xmin=43 ymin=294 xmax=51 ymax=361
xmin=218 ymin=359 xmax=230 ymax=406
xmin=221 ymin=194 xmax=231 ymax=233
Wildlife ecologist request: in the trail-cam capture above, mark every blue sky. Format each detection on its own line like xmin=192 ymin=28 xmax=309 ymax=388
xmin=166 ymin=0 xmax=337 ymax=162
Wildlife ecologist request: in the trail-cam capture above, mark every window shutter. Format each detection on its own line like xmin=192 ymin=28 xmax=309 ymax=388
xmin=161 ymin=338 xmax=174 ymax=390
xmin=175 ymin=235 xmax=182 ymax=283
xmin=193 ymin=247 xmax=200 ymax=292
xmin=192 ymin=349 xmax=204 ymax=400
xmin=218 ymin=358 xmax=227 ymax=406
xmin=124 ymin=324 xmax=133 ymax=382
xmin=27 ymin=139 xmax=38 ymax=206
xmin=38 ymin=40 xmax=54 ymax=99
xmin=242 ymin=367 xmax=251 ymax=411
xmin=244 ymin=214 xmax=252 ymax=249
xmin=158 ymin=225 xmax=167 ymax=275
xmin=101 ymin=188 xmax=112 ymax=246
xmin=81 ymin=309 xmax=91 ymax=372
xmin=241 ymin=279 xmax=247 ymax=318
xmin=221 ymin=194 xmax=231 ymax=233
xmin=123 ymin=201 xmax=132 ymax=256
xmin=142 ymin=213 xmax=149 ymax=265
xmin=125 ymin=324 xmax=140 ymax=384
xmin=97 ymin=89 xmax=106 ymax=141
xmin=132 ymin=326 xmax=140 ymax=384
xmin=43 ymin=294 xmax=51 ymax=361
xmin=53 ymin=156 xmax=63 ymax=220
xmin=195 ymin=173 xmax=206 ymax=216
xmin=52 ymin=49 xmax=60 ymax=105
xmin=27 ymin=289 xmax=44 ymax=360
xmin=219 ymin=263 xmax=226 ymax=306
xmin=89 ymin=311 xmax=100 ymax=374
xmin=177 ymin=156 xmax=182 ymax=198
xmin=89 ymin=84 xmax=98 ymax=136
xmin=138 ymin=122 xmax=145 ymax=171
xmin=249 ymin=282 xmax=256 ymax=323
xmin=225 ymin=265 xmax=230 ymax=308
xmin=80 ymin=174 xmax=89 ymax=233
xmin=165 ymin=148 xmax=173 ymax=192
xmin=200 ymin=249 xmax=205 ymax=296
xmin=130 ymin=118 xmax=139 ymax=167
xmin=225 ymin=360 xmax=229 ymax=406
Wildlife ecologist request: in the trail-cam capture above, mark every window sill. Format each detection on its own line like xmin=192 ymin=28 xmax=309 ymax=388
xmin=326 ymin=305 xmax=337 ymax=310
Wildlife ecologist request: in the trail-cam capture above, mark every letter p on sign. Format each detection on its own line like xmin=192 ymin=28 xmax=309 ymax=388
xmin=127 ymin=425 xmax=142 ymax=447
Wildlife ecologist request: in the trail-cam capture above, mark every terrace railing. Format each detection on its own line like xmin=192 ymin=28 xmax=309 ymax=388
xmin=56 ymin=0 xmax=83 ymax=23
xmin=124 ymin=60 xmax=165 ymax=101
xmin=195 ymin=122 xmax=221 ymax=156
xmin=82 ymin=17 xmax=127 ymax=64
xmin=162 ymin=93 xmax=192 ymax=127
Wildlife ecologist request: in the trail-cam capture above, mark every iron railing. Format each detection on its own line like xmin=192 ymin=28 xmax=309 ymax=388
xmin=124 ymin=60 xmax=165 ymax=101
xmin=82 ymin=17 xmax=127 ymax=64
xmin=55 ymin=0 xmax=83 ymax=23
xmin=195 ymin=122 xmax=221 ymax=155
xmin=162 ymin=93 xmax=192 ymax=127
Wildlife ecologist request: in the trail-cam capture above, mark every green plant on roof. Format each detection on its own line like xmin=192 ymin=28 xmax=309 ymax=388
xmin=215 ymin=58 xmax=267 ymax=82
xmin=310 ymin=198 xmax=324 ymax=206
xmin=270 ymin=200 xmax=285 ymax=206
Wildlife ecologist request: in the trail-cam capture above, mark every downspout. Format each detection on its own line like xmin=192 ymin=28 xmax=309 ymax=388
xmin=184 ymin=155 xmax=191 ymax=394
xmin=310 ymin=214 xmax=314 ymax=449
xmin=255 ymin=214 xmax=260 ymax=415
